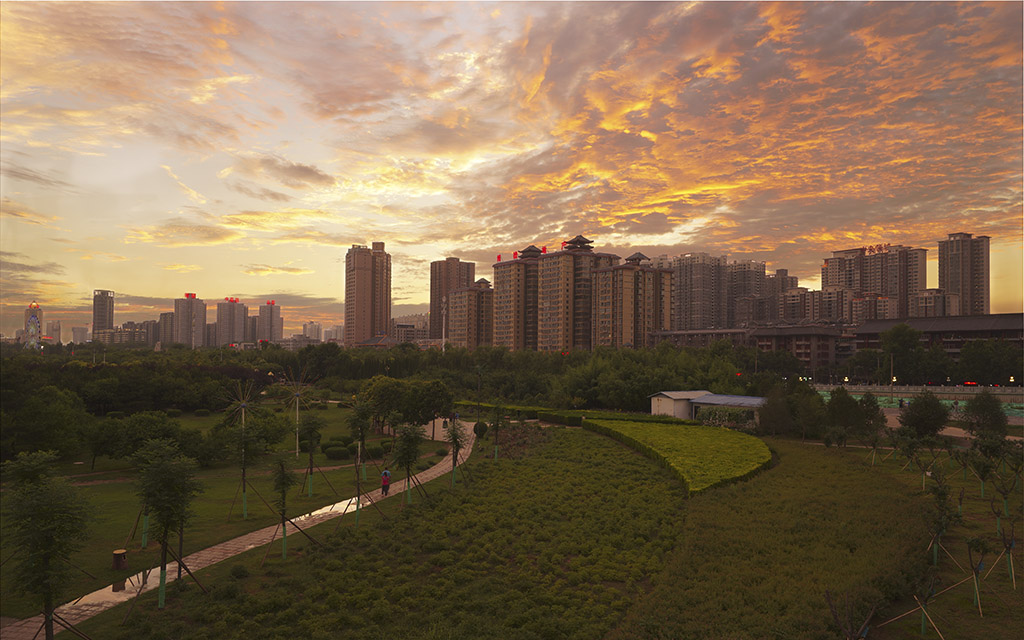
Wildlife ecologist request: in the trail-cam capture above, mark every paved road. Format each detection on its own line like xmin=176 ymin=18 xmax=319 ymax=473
xmin=0 ymin=424 xmax=477 ymax=640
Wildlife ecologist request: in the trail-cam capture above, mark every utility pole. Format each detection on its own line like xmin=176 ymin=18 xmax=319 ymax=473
xmin=890 ymin=353 xmax=895 ymax=404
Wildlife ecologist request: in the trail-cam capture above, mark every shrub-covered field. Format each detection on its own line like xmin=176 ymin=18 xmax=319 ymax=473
xmin=72 ymin=428 xmax=939 ymax=640
xmin=78 ymin=427 xmax=691 ymax=639
xmin=585 ymin=419 xmax=772 ymax=494
xmin=607 ymin=439 xmax=931 ymax=639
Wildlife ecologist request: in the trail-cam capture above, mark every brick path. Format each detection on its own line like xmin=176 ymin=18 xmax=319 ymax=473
xmin=0 ymin=426 xmax=476 ymax=640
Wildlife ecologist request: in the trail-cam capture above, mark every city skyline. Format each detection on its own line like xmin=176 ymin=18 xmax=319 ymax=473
xmin=1 ymin=2 xmax=1021 ymax=336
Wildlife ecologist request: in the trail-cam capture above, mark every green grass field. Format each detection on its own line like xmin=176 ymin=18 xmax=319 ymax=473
xmin=0 ymin=421 xmax=449 ymax=620
xmin=63 ymin=427 xmax=965 ymax=640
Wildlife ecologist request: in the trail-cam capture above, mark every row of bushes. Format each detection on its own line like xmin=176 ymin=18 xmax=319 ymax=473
xmin=453 ymin=401 xmax=699 ymax=426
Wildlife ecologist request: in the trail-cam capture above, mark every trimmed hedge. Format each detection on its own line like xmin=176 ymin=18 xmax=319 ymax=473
xmin=453 ymin=400 xmax=698 ymax=426
xmin=583 ymin=419 xmax=771 ymax=497
xmin=324 ymin=447 xmax=349 ymax=461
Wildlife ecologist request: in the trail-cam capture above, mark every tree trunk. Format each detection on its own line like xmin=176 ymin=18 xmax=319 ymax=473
xmin=242 ymin=462 xmax=248 ymax=519
xmin=307 ymin=449 xmax=314 ymax=497
xmin=43 ymin=583 xmax=54 ymax=640
xmin=158 ymin=532 xmax=168 ymax=609
xmin=177 ymin=520 xmax=184 ymax=580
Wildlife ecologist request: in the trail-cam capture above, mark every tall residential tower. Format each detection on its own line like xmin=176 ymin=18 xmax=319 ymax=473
xmin=429 ymin=257 xmax=475 ymax=340
xmin=344 ymin=242 xmax=391 ymax=346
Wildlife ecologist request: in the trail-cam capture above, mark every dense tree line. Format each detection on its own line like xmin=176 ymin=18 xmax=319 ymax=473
xmin=2 ymin=325 xmax=1017 ymax=460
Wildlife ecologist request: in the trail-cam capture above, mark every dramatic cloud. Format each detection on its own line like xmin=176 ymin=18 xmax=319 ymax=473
xmin=224 ymin=155 xmax=335 ymax=189
xmin=125 ymin=218 xmax=244 ymax=246
xmin=242 ymin=264 xmax=315 ymax=276
xmin=1 ymin=2 xmax=1020 ymax=335
xmin=0 ymin=198 xmax=61 ymax=227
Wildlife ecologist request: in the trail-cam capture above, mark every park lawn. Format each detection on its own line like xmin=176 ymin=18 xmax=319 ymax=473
xmin=0 ymin=437 xmax=448 ymax=620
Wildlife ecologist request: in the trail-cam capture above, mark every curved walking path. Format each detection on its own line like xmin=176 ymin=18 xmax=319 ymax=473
xmin=0 ymin=425 xmax=476 ymax=640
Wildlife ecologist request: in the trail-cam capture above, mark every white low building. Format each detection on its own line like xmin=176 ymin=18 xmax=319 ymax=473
xmin=649 ymin=390 xmax=765 ymax=421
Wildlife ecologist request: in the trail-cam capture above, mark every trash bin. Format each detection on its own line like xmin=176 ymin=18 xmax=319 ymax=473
xmin=112 ymin=548 xmax=128 ymax=570
xmin=112 ymin=579 xmax=126 ymax=593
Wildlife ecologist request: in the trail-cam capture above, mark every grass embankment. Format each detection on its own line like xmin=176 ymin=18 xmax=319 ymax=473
xmin=585 ymin=419 xmax=771 ymax=495
xmin=0 ymin=429 xmax=449 ymax=619
xmin=70 ymin=428 xmax=935 ymax=640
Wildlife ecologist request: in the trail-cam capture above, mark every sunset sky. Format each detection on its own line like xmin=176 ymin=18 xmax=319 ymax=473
xmin=1 ymin=1 xmax=1021 ymax=337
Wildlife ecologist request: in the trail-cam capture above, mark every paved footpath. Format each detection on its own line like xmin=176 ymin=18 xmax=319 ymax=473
xmin=0 ymin=426 xmax=476 ymax=640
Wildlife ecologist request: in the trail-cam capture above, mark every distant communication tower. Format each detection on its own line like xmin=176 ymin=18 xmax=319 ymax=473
xmin=24 ymin=301 xmax=42 ymax=349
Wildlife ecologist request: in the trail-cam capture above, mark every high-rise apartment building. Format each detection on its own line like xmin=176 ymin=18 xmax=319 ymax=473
xmin=910 ymin=289 xmax=961 ymax=318
xmin=938 ymin=232 xmax=990 ymax=315
xmin=429 ymin=257 xmax=475 ymax=339
xmin=665 ymin=253 xmax=727 ymax=330
xmin=823 ymin=244 xmax=927 ymax=318
xmin=449 ymin=278 xmax=493 ymax=350
xmin=492 ymin=245 xmax=542 ymax=351
xmin=216 ymin=297 xmax=248 ymax=346
xmin=536 ymin=236 xmax=618 ymax=352
xmin=257 ymin=300 xmax=283 ymax=343
xmin=592 ymin=253 xmax=672 ymax=349
xmin=344 ymin=242 xmax=391 ymax=347
xmin=71 ymin=326 xmax=89 ymax=343
xmin=45 ymin=320 xmax=61 ymax=344
xmin=158 ymin=312 xmax=175 ymax=345
xmin=92 ymin=289 xmax=114 ymax=333
xmin=173 ymin=293 xmax=206 ymax=348
xmin=726 ymin=260 xmax=766 ymax=327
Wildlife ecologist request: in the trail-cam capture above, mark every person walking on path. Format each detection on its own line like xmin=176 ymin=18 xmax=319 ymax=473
xmin=381 ymin=467 xmax=391 ymax=496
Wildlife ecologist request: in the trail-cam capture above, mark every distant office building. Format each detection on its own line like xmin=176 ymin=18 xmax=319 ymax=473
xmin=23 ymin=302 xmax=42 ymax=346
xmin=93 ymin=290 xmax=114 ymax=333
xmin=173 ymin=293 xmax=207 ymax=348
xmin=449 ymin=278 xmax=494 ymax=350
xmin=430 ymin=257 xmax=475 ymax=339
xmin=536 ymin=235 xmax=618 ymax=352
xmin=45 ymin=320 xmax=61 ymax=344
xmin=302 ymin=321 xmax=322 ymax=342
xmin=157 ymin=312 xmax=175 ymax=345
xmin=257 ymin=300 xmax=283 ymax=343
xmin=344 ymin=242 xmax=391 ymax=347
xmin=216 ymin=297 xmax=248 ymax=346
xmin=492 ymin=245 xmax=543 ymax=351
xmin=71 ymin=326 xmax=89 ymax=343
xmin=592 ymin=254 xmax=672 ymax=349
xmin=938 ymin=232 xmax=990 ymax=315
xmin=392 ymin=322 xmax=428 ymax=344
xmin=206 ymin=323 xmax=218 ymax=347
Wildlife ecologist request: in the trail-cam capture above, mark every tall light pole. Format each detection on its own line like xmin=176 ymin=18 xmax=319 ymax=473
xmin=442 ymin=295 xmax=447 ymax=353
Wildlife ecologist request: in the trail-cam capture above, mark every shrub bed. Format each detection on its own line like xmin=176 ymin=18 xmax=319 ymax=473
xmin=584 ymin=419 xmax=771 ymax=496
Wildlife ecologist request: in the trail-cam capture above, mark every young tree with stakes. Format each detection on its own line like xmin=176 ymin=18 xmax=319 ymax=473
xmin=297 ymin=413 xmax=324 ymax=497
xmin=271 ymin=455 xmax=298 ymax=559
xmin=392 ymin=424 xmax=424 ymax=505
xmin=444 ymin=418 xmax=468 ymax=487
xmin=135 ymin=439 xmax=202 ymax=610
xmin=2 ymin=452 xmax=89 ymax=640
